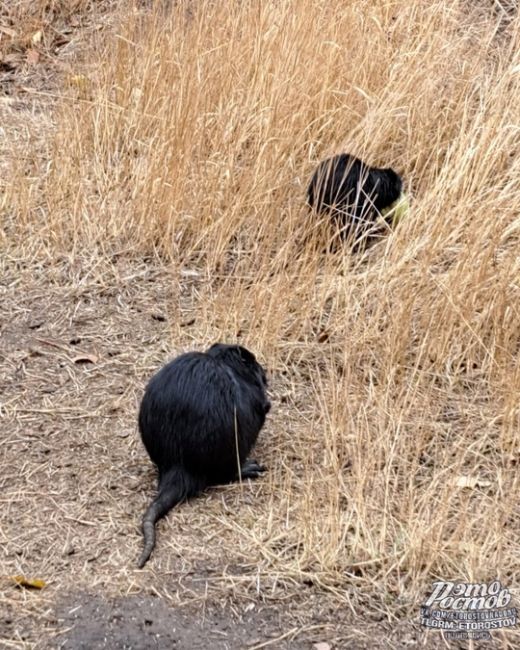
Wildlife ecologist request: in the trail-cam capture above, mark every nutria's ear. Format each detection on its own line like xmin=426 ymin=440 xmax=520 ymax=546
xmin=235 ymin=345 xmax=257 ymax=365
xmin=382 ymin=168 xmax=403 ymax=195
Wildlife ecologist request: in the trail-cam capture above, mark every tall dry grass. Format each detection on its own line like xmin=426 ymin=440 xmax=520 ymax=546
xmin=3 ymin=0 xmax=520 ymax=627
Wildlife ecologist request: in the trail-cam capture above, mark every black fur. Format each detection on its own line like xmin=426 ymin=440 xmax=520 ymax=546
xmin=307 ymin=153 xmax=403 ymax=243
xmin=137 ymin=343 xmax=271 ymax=568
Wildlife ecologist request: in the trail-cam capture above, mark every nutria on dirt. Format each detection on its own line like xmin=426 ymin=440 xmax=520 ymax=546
xmin=137 ymin=343 xmax=271 ymax=568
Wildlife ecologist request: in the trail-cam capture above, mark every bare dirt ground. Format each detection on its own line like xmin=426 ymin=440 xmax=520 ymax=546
xmin=1 ymin=254 xmax=440 ymax=649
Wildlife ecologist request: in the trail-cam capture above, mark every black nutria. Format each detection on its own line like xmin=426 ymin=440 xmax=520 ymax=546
xmin=307 ymin=153 xmax=406 ymax=247
xmin=137 ymin=343 xmax=271 ymax=568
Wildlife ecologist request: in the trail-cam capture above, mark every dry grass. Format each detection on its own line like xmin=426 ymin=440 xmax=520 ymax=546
xmin=1 ymin=0 xmax=520 ymax=646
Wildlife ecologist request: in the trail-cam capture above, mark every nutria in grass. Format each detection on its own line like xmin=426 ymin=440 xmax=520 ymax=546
xmin=307 ymin=153 xmax=407 ymax=245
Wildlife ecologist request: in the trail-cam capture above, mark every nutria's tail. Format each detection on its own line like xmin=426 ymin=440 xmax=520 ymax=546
xmin=137 ymin=466 xmax=199 ymax=569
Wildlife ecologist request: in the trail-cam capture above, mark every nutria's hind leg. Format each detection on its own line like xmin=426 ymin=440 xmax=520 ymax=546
xmin=236 ymin=459 xmax=267 ymax=480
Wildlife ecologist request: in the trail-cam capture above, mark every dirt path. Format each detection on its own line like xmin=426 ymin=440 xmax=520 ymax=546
xmin=0 ymin=254 xmax=442 ymax=650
